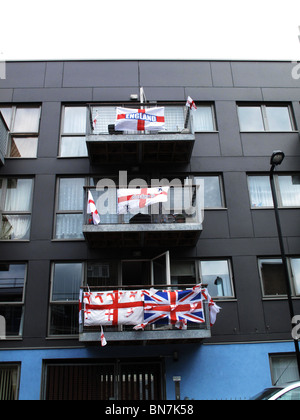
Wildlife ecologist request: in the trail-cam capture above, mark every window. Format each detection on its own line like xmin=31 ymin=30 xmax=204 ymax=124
xmin=238 ymin=104 xmax=294 ymax=131
xmin=0 ymin=364 xmax=20 ymax=400
xmin=248 ymin=174 xmax=300 ymax=208
xmin=0 ymin=178 xmax=34 ymax=240
xmin=59 ymin=106 xmax=88 ymax=157
xmin=54 ymin=177 xmax=85 ymax=239
xmin=0 ymin=106 xmax=41 ymax=158
xmin=259 ymin=257 xmax=300 ymax=297
xmin=199 ymin=260 xmax=234 ymax=298
xmin=0 ymin=264 xmax=26 ymax=337
xmin=270 ymin=354 xmax=300 ymax=385
xmin=194 ymin=176 xmax=224 ymax=208
xmin=49 ymin=262 xmax=83 ymax=335
xmin=192 ymin=105 xmax=216 ymax=131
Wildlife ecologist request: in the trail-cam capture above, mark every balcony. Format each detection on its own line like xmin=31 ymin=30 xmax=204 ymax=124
xmin=0 ymin=112 xmax=8 ymax=165
xmin=79 ymin=285 xmax=211 ymax=344
xmin=82 ymin=185 xmax=203 ymax=248
xmin=86 ymin=105 xmax=195 ymax=165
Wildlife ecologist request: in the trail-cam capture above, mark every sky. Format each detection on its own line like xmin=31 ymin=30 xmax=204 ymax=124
xmin=0 ymin=0 xmax=300 ymax=61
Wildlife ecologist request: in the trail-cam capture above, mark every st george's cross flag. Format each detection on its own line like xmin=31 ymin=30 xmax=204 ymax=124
xmin=186 ymin=96 xmax=197 ymax=111
xmin=201 ymin=288 xmax=221 ymax=326
xmin=133 ymin=285 xmax=205 ymax=330
xmin=87 ymin=190 xmax=100 ymax=225
xmin=115 ymin=107 xmax=165 ymax=132
xmin=82 ymin=290 xmax=144 ymax=327
xmin=117 ymin=187 xmax=169 ymax=214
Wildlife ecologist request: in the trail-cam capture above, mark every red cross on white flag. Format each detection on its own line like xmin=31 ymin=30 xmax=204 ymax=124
xmin=87 ymin=190 xmax=100 ymax=225
xmin=115 ymin=107 xmax=165 ymax=131
xmin=117 ymin=187 xmax=169 ymax=214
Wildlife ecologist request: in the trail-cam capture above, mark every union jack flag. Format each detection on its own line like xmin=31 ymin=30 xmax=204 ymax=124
xmin=134 ymin=285 xmax=205 ymax=330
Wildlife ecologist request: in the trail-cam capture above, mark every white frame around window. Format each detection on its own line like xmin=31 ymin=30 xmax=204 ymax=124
xmin=238 ymin=104 xmax=295 ymax=132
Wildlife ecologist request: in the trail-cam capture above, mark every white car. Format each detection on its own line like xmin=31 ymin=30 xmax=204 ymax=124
xmin=251 ymin=381 xmax=300 ymax=400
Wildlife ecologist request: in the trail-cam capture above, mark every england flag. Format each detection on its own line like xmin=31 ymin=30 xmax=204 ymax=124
xmin=115 ymin=107 xmax=165 ymax=131
xmin=117 ymin=187 xmax=169 ymax=214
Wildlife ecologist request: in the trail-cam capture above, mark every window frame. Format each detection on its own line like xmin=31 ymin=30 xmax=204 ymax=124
xmin=0 ymin=263 xmax=27 ymax=338
xmin=0 ymin=105 xmax=41 ymax=159
xmin=58 ymin=105 xmax=88 ymax=158
xmin=237 ymin=103 xmax=296 ymax=132
xmin=53 ymin=176 xmax=87 ymax=240
xmin=198 ymin=258 xmax=235 ymax=299
xmin=48 ymin=261 xmax=84 ymax=337
xmin=0 ymin=177 xmax=34 ymax=241
xmin=258 ymin=256 xmax=300 ymax=298
xmin=247 ymin=173 xmax=300 ymax=209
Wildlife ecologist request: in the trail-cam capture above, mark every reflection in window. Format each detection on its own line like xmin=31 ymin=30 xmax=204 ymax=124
xmin=259 ymin=258 xmax=287 ymax=296
xmin=200 ymin=260 xmax=233 ymax=297
xmin=59 ymin=106 xmax=87 ymax=157
xmin=49 ymin=262 xmax=83 ymax=335
xmin=0 ymin=178 xmax=33 ymax=241
xmin=238 ymin=105 xmax=294 ymax=131
xmin=0 ymin=264 xmax=26 ymax=337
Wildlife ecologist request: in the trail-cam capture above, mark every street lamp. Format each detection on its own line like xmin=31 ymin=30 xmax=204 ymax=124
xmin=269 ymin=150 xmax=300 ymax=377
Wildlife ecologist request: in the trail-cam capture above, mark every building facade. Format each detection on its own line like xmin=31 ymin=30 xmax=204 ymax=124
xmin=0 ymin=60 xmax=299 ymax=400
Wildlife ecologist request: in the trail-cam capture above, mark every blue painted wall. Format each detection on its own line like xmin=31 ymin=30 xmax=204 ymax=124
xmin=0 ymin=341 xmax=295 ymax=400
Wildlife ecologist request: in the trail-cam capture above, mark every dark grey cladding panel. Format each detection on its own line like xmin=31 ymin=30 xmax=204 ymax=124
xmin=231 ymin=61 xmax=299 ymax=87
xmin=139 ymin=61 xmax=212 ymax=86
xmin=0 ymin=61 xmax=46 ymax=88
xmin=62 ymin=61 xmax=139 ymax=87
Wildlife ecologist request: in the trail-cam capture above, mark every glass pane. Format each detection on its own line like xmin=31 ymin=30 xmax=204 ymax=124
xmin=271 ymin=355 xmax=300 ymax=385
xmin=171 ymin=261 xmax=196 ymax=285
xmin=248 ymin=176 xmax=273 ymax=207
xmin=52 ymin=263 xmax=83 ymax=301
xmin=164 ymin=107 xmax=185 ymax=132
xmin=63 ymin=107 xmax=86 ymax=134
xmin=195 ymin=176 xmax=222 ymax=208
xmin=0 ymin=306 xmax=23 ymax=336
xmin=0 ymin=365 xmax=19 ymax=400
xmin=60 ymin=136 xmax=87 ymax=157
xmin=49 ymin=304 xmax=79 ymax=335
xmin=10 ymin=137 xmax=38 ymax=158
xmin=238 ymin=106 xmax=264 ymax=131
xmin=291 ymin=258 xmax=300 ymax=295
xmin=55 ymin=214 xmax=84 ymax=239
xmin=91 ymin=106 xmax=116 ymax=134
xmin=0 ymin=215 xmax=31 ymax=240
xmin=266 ymin=107 xmax=292 ymax=131
xmin=87 ymin=262 xmax=118 ymax=287
xmin=4 ymin=178 xmax=33 ymax=211
xmin=13 ymin=108 xmax=40 ymax=133
xmin=259 ymin=258 xmax=287 ymax=296
xmin=0 ymin=107 xmax=12 ymax=129
xmin=193 ymin=106 xmax=214 ymax=131
xmin=278 ymin=175 xmax=300 ymax=207
xmin=277 ymin=387 xmax=300 ymax=400
xmin=58 ymin=178 xmax=85 ymax=211
xmin=122 ymin=261 xmax=151 ymax=286
xmin=0 ymin=264 xmax=25 ymax=302
xmin=200 ymin=260 xmax=233 ymax=297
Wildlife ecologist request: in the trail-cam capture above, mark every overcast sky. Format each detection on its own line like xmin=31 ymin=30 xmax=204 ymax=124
xmin=0 ymin=0 xmax=300 ymax=61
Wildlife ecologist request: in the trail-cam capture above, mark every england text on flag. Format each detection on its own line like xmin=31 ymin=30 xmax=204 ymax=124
xmin=117 ymin=187 xmax=169 ymax=214
xmin=115 ymin=107 xmax=165 ymax=131
xmin=87 ymin=190 xmax=100 ymax=225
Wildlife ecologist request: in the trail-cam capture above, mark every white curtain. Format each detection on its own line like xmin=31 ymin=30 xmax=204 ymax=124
xmin=63 ymin=107 xmax=86 ymax=134
xmin=278 ymin=175 xmax=300 ymax=206
xmin=1 ymin=215 xmax=31 ymax=240
xmin=248 ymin=176 xmax=273 ymax=207
xmin=60 ymin=136 xmax=87 ymax=157
xmin=13 ymin=107 xmax=40 ymax=133
xmin=192 ymin=106 xmax=214 ymax=131
xmin=5 ymin=179 xmax=33 ymax=211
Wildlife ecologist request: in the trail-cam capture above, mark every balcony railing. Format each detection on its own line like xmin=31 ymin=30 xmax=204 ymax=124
xmin=85 ymin=104 xmax=195 ymax=164
xmin=0 ymin=112 xmax=8 ymax=165
xmin=79 ymin=284 xmax=211 ymax=343
xmin=83 ymin=184 xmax=203 ymax=248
